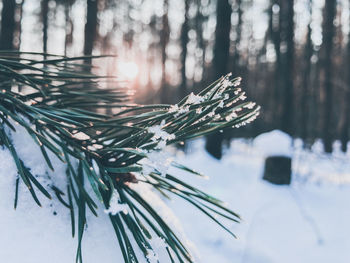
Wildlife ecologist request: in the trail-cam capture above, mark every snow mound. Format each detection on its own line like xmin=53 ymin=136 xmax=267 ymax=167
xmin=253 ymin=130 xmax=292 ymax=157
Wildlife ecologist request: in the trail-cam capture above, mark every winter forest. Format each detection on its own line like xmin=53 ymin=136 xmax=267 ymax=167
xmin=0 ymin=0 xmax=349 ymax=262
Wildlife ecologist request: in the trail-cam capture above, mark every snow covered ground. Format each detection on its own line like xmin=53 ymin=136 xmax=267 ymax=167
xmin=1 ymin=130 xmax=349 ymax=262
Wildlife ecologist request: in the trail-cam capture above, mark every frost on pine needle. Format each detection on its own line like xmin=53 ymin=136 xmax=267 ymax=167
xmin=232 ymin=106 xmax=261 ymax=128
xmin=72 ymin=131 xmax=90 ymax=140
xmin=169 ymin=104 xmax=190 ymax=116
xmin=244 ymin=102 xmax=256 ymax=109
xmin=185 ymin=92 xmax=204 ymax=104
xmin=147 ymin=120 xmax=176 ymax=149
xmin=225 ymin=111 xmax=239 ymax=122
xmin=104 ymin=190 xmax=129 ymax=215
xmin=139 ymin=150 xmax=174 ymax=177
xmin=218 ymin=100 xmax=224 ymax=108
xmin=146 ymin=249 xmax=159 ymax=263
xmin=87 ymin=144 xmax=103 ymax=151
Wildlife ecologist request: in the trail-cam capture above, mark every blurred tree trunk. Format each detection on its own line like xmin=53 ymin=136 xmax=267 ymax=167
xmin=0 ymin=0 xmax=16 ymax=50
xmin=179 ymin=0 xmax=190 ymax=100
xmin=64 ymin=2 xmax=74 ymax=56
xmin=232 ymin=0 xmax=242 ymax=77
xmin=41 ymin=0 xmax=49 ymax=56
xmin=301 ymin=0 xmax=313 ymax=143
xmin=14 ymin=0 xmax=24 ymax=51
xmin=280 ymin=0 xmax=294 ymax=135
xmin=84 ymin=0 xmax=98 ymax=65
xmin=340 ymin=9 xmax=350 ymax=152
xmin=194 ymin=0 xmax=206 ymax=84
xmin=320 ymin=0 xmax=337 ymax=153
xmin=269 ymin=0 xmax=282 ymax=125
xmin=160 ymin=0 xmax=170 ymax=103
xmin=205 ymin=0 xmax=232 ymax=159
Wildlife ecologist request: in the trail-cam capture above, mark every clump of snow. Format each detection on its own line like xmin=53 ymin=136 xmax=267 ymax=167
xmin=185 ymin=92 xmax=204 ymax=105
xmin=139 ymin=150 xmax=173 ymax=177
xmin=142 ymin=121 xmax=177 ymax=176
xmin=145 ymin=249 xmax=158 ymax=262
xmin=225 ymin=111 xmax=238 ymax=121
xmin=169 ymin=104 xmax=190 ymax=116
xmin=104 ymin=190 xmax=128 ymax=215
xmin=147 ymin=120 xmax=175 ymax=149
xmin=254 ymin=130 xmax=293 ymax=157
xmin=244 ymin=102 xmax=256 ymax=109
xmin=72 ymin=131 xmax=90 ymax=140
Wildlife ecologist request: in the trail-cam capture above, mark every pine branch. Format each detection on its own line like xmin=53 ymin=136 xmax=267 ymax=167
xmin=0 ymin=52 xmax=260 ymax=263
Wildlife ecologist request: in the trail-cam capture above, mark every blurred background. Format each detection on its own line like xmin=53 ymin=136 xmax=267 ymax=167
xmin=1 ymin=1 xmax=350 ymax=262
xmin=1 ymin=0 xmax=349 ymax=156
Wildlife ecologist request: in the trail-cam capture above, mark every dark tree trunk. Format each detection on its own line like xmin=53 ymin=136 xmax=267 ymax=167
xmin=0 ymin=0 xmax=16 ymax=50
xmin=280 ymin=0 xmax=294 ymax=135
xmin=301 ymin=0 xmax=313 ymax=142
xmin=194 ymin=0 xmax=206 ymax=84
xmin=232 ymin=0 xmax=242 ymax=77
xmin=205 ymin=0 xmax=232 ymax=159
xmin=84 ymin=0 xmax=98 ymax=65
xmin=41 ymin=0 xmax=49 ymax=55
xmin=270 ymin=0 xmax=282 ymax=125
xmin=179 ymin=0 xmax=190 ymax=100
xmin=160 ymin=0 xmax=170 ymax=103
xmin=340 ymin=8 xmax=350 ymax=152
xmin=64 ymin=2 xmax=74 ymax=56
xmin=321 ymin=0 xmax=337 ymax=153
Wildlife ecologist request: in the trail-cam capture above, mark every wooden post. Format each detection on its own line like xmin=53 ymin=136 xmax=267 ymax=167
xmin=263 ymin=156 xmax=291 ymax=185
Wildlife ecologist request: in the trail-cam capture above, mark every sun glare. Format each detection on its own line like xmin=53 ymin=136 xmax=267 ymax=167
xmin=117 ymin=61 xmax=139 ymax=80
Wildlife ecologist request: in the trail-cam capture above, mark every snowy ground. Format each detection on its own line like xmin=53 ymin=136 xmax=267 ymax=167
xmin=1 ymin=130 xmax=349 ymax=262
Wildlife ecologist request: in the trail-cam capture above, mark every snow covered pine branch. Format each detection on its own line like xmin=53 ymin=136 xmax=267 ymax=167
xmin=0 ymin=53 xmax=259 ymax=263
